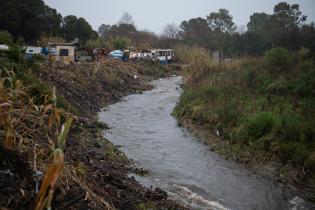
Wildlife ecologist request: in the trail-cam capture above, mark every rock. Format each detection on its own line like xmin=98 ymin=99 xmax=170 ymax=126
xmin=155 ymin=187 xmax=168 ymax=200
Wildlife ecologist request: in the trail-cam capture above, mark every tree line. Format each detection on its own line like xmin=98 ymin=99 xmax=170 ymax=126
xmin=1 ymin=0 xmax=315 ymax=56
xmin=170 ymin=2 xmax=315 ymax=56
xmin=0 ymin=0 xmax=97 ymax=44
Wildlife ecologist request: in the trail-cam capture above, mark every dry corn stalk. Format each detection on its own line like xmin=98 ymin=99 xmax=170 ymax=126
xmin=34 ymin=115 xmax=73 ymax=210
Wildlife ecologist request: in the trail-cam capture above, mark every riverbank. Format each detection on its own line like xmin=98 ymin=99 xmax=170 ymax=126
xmin=0 ymin=58 xmax=186 ymax=210
xmin=176 ymin=116 xmax=314 ymax=202
xmin=173 ymin=46 xmax=315 ymax=203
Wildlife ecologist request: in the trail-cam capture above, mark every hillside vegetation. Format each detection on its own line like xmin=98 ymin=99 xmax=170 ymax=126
xmin=174 ymin=45 xmax=315 ymax=200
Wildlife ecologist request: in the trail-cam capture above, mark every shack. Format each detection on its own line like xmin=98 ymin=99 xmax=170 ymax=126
xmin=25 ymin=46 xmax=42 ymax=59
xmin=48 ymin=42 xmax=77 ymax=64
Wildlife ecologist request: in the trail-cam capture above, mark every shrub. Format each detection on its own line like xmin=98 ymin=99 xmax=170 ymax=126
xmin=306 ymin=152 xmax=315 ymax=171
xmin=264 ymin=47 xmax=293 ymax=74
xmin=265 ymin=79 xmax=290 ymax=95
xmin=276 ymin=110 xmax=302 ymax=142
xmin=202 ymin=85 xmax=220 ymax=102
xmin=0 ymin=30 xmax=13 ymax=45
xmin=215 ymin=99 xmax=241 ymax=129
xmin=290 ymin=60 xmax=315 ymax=97
xmin=245 ymin=112 xmax=277 ymax=139
xmin=113 ymin=37 xmax=131 ymax=50
xmin=279 ymin=143 xmax=310 ymax=165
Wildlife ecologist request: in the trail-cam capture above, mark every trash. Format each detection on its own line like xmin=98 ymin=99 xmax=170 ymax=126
xmin=109 ymin=50 xmax=124 ymax=60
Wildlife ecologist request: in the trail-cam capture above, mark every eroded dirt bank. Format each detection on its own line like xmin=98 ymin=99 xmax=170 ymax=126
xmin=0 ymin=59 xmax=186 ymax=210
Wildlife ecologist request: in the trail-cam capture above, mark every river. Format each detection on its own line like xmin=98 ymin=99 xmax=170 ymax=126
xmin=99 ymin=76 xmax=310 ymax=210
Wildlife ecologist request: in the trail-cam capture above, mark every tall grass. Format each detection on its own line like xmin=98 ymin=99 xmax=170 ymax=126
xmin=174 ymin=44 xmax=214 ymax=87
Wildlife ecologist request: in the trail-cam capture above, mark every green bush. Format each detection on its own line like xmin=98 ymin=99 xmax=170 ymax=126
xmin=202 ymin=85 xmax=220 ymax=102
xmin=245 ymin=112 xmax=277 ymax=139
xmin=306 ymin=152 xmax=315 ymax=171
xmin=264 ymin=47 xmax=293 ymax=74
xmin=113 ymin=37 xmax=130 ymax=50
xmin=276 ymin=110 xmax=302 ymax=142
xmin=265 ymin=79 xmax=290 ymax=95
xmin=279 ymin=143 xmax=310 ymax=165
xmin=0 ymin=30 xmax=13 ymax=45
xmin=215 ymin=99 xmax=241 ymax=129
xmin=290 ymin=60 xmax=315 ymax=97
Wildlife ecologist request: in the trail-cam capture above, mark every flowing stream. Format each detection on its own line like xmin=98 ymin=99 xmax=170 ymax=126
xmin=99 ymin=76 xmax=311 ymax=210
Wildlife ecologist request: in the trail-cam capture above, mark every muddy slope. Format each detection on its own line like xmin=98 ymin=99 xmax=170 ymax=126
xmin=0 ymin=59 xmax=185 ymax=210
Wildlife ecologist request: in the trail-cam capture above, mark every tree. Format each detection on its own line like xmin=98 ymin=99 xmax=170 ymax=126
xmin=270 ymin=3 xmax=306 ymax=48
xmin=118 ymin=12 xmax=135 ymax=26
xmin=180 ymin=17 xmax=210 ymax=46
xmin=0 ymin=0 xmax=63 ymax=43
xmin=206 ymin=9 xmax=236 ymax=33
xmin=61 ymin=15 xmax=96 ymax=44
xmin=0 ymin=31 xmax=14 ymax=45
xmin=42 ymin=6 xmax=62 ymax=37
xmin=272 ymin=2 xmax=306 ymax=27
xmin=135 ymin=30 xmax=158 ymax=48
xmin=162 ymin=23 xmax=180 ymax=39
xmin=113 ymin=37 xmax=131 ymax=49
xmin=247 ymin=13 xmax=271 ymax=32
xmin=300 ymin=22 xmax=315 ymax=53
xmin=98 ymin=24 xmax=111 ymax=39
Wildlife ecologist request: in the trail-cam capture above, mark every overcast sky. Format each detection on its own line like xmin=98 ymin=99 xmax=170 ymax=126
xmin=44 ymin=0 xmax=315 ymax=34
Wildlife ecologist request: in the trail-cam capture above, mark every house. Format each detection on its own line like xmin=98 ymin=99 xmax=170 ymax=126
xmin=48 ymin=42 xmax=77 ymax=64
xmin=25 ymin=46 xmax=42 ymax=59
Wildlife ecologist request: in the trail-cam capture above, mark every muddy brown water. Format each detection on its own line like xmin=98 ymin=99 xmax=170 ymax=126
xmin=99 ymin=77 xmax=313 ymax=210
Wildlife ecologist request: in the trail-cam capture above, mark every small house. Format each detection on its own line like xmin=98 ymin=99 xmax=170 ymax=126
xmin=25 ymin=46 xmax=42 ymax=59
xmin=48 ymin=42 xmax=77 ymax=64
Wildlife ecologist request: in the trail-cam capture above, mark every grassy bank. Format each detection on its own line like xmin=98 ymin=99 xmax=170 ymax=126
xmin=173 ymin=45 xmax=315 ymax=201
xmin=0 ymin=42 xmax=185 ymax=210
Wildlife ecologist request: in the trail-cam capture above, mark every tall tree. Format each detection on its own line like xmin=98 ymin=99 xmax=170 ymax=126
xmin=162 ymin=23 xmax=180 ymax=39
xmin=0 ymin=0 xmax=64 ymax=43
xmin=206 ymin=9 xmax=236 ymax=33
xmin=118 ymin=12 xmax=135 ymax=26
xmin=61 ymin=15 xmax=96 ymax=44
xmin=270 ymin=2 xmax=306 ymax=48
xmin=247 ymin=13 xmax=271 ymax=32
xmin=180 ymin=17 xmax=210 ymax=46
xmin=98 ymin=24 xmax=111 ymax=39
xmin=272 ymin=2 xmax=306 ymax=27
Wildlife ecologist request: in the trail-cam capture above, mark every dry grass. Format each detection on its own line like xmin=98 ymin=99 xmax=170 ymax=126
xmin=174 ymin=44 xmax=215 ymax=87
xmin=0 ymin=67 xmax=113 ymax=209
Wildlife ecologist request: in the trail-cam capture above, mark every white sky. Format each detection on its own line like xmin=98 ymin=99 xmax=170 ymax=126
xmin=44 ymin=0 xmax=315 ymax=35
